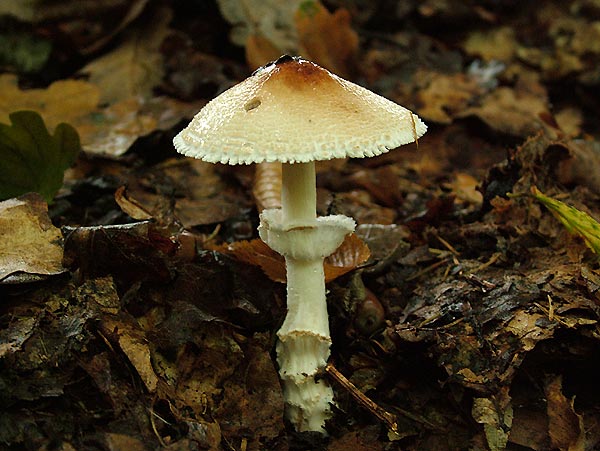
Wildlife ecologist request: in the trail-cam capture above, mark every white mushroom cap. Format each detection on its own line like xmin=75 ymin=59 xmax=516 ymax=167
xmin=173 ymin=55 xmax=427 ymax=165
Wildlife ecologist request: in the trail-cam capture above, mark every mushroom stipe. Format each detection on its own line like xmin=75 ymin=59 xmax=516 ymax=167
xmin=174 ymin=55 xmax=427 ymax=433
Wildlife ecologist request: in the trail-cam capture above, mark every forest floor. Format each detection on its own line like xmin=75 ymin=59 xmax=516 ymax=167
xmin=2 ymin=1 xmax=600 ymax=450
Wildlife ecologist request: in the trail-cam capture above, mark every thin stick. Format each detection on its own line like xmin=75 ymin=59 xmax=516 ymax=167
xmin=325 ymin=362 xmax=398 ymax=434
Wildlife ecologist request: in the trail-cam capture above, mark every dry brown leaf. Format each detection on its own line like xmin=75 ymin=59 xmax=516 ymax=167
xmin=0 ymin=74 xmax=100 ymax=131
xmin=103 ymin=433 xmax=148 ymax=451
xmin=80 ymin=6 xmax=171 ymax=104
xmin=114 ymin=186 xmax=153 ymax=220
xmin=444 ymin=173 xmax=483 ymax=205
xmin=557 ymin=140 xmax=600 ymax=195
xmin=0 ymin=193 xmax=65 ymax=283
xmin=349 ymin=166 xmax=403 ymax=208
xmin=0 ymin=74 xmax=202 ymax=157
xmin=324 ymin=232 xmax=371 ymax=281
xmin=246 ymin=33 xmax=284 ymax=71
xmin=545 ymin=375 xmax=585 ymax=451
xmin=100 ymin=316 xmax=159 ymax=393
xmin=416 ymin=71 xmax=484 ymax=124
xmin=554 ymin=107 xmax=583 ymax=137
xmin=212 ymin=232 xmax=370 ymax=283
xmin=459 ymin=86 xmax=552 ymax=137
xmin=472 ymin=389 xmax=513 ymax=451
xmin=295 ymin=1 xmax=358 ymax=78
xmin=211 ymin=239 xmax=286 ymax=283
xmin=506 ymin=311 xmax=555 ymax=351
xmin=509 ymin=407 xmax=550 ymax=450
xmin=217 ymin=0 xmax=301 ymax=52
xmin=463 ymin=27 xmax=517 ymax=62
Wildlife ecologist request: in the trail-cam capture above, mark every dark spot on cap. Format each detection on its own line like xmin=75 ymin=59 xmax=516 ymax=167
xmin=244 ymin=97 xmax=261 ymax=112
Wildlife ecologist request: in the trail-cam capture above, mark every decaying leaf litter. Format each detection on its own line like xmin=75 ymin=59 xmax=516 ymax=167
xmin=1 ymin=1 xmax=600 ymax=450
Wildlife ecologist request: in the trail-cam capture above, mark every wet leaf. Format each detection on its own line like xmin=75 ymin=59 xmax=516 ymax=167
xmin=531 ymin=186 xmax=600 ymax=258
xmin=0 ymin=192 xmax=65 ymax=282
xmin=0 ymin=111 xmax=80 ymax=202
xmin=63 ymin=221 xmax=176 ymax=283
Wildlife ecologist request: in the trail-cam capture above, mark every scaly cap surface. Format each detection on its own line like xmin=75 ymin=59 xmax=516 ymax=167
xmin=174 ymin=55 xmax=427 ymax=165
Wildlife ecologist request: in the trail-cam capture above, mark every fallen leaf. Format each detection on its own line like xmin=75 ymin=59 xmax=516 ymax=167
xmin=509 ymin=407 xmax=550 ymax=450
xmin=459 ymin=86 xmax=551 ymax=137
xmin=416 ymin=71 xmax=484 ymax=124
xmin=211 ymin=239 xmax=285 ymax=283
xmin=0 ymin=317 xmax=38 ymax=358
xmin=0 ymin=74 xmax=202 ymax=157
xmin=0 ymin=74 xmax=100 ymax=130
xmin=472 ymin=389 xmax=513 ymax=451
xmin=103 ymin=433 xmax=148 ymax=451
xmin=245 ymin=33 xmax=283 ymax=71
xmin=0 ymin=111 xmax=80 ymax=202
xmin=324 ymin=232 xmax=371 ymax=281
xmin=80 ymin=6 xmax=171 ymax=104
xmin=295 ymin=0 xmax=358 ymax=78
xmin=463 ymin=27 xmax=517 ymax=62
xmin=212 ymin=232 xmax=370 ymax=283
xmin=217 ymin=0 xmax=301 ymax=52
xmin=557 ymin=140 xmax=600 ymax=195
xmin=545 ymin=375 xmax=585 ymax=451
xmin=100 ymin=316 xmax=159 ymax=393
xmin=444 ymin=173 xmax=483 ymax=205
xmin=356 ymin=223 xmax=410 ymax=273
xmin=114 ymin=186 xmax=153 ymax=220
xmin=0 ymin=193 xmax=66 ymax=282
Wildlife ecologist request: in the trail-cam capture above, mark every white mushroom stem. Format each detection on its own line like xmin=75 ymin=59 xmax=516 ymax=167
xmin=282 ymin=162 xmax=316 ymax=225
xmin=258 ymin=161 xmax=355 ymax=433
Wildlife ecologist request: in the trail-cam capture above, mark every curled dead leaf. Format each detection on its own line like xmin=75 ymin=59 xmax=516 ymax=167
xmin=211 ymin=232 xmax=370 ymax=283
xmin=0 ymin=193 xmax=65 ymax=283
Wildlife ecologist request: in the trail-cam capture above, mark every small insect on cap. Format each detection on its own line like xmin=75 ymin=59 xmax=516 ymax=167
xmin=173 ymin=55 xmax=427 ymax=165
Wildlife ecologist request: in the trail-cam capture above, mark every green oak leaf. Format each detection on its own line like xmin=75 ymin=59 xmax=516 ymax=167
xmin=0 ymin=110 xmax=80 ymax=203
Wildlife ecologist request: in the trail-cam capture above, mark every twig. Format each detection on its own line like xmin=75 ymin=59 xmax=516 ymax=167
xmin=325 ymin=362 xmax=398 ymax=434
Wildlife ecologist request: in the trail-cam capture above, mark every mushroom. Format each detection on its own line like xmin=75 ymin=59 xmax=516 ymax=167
xmin=173 ymin=55 xmax=427 ymax=433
